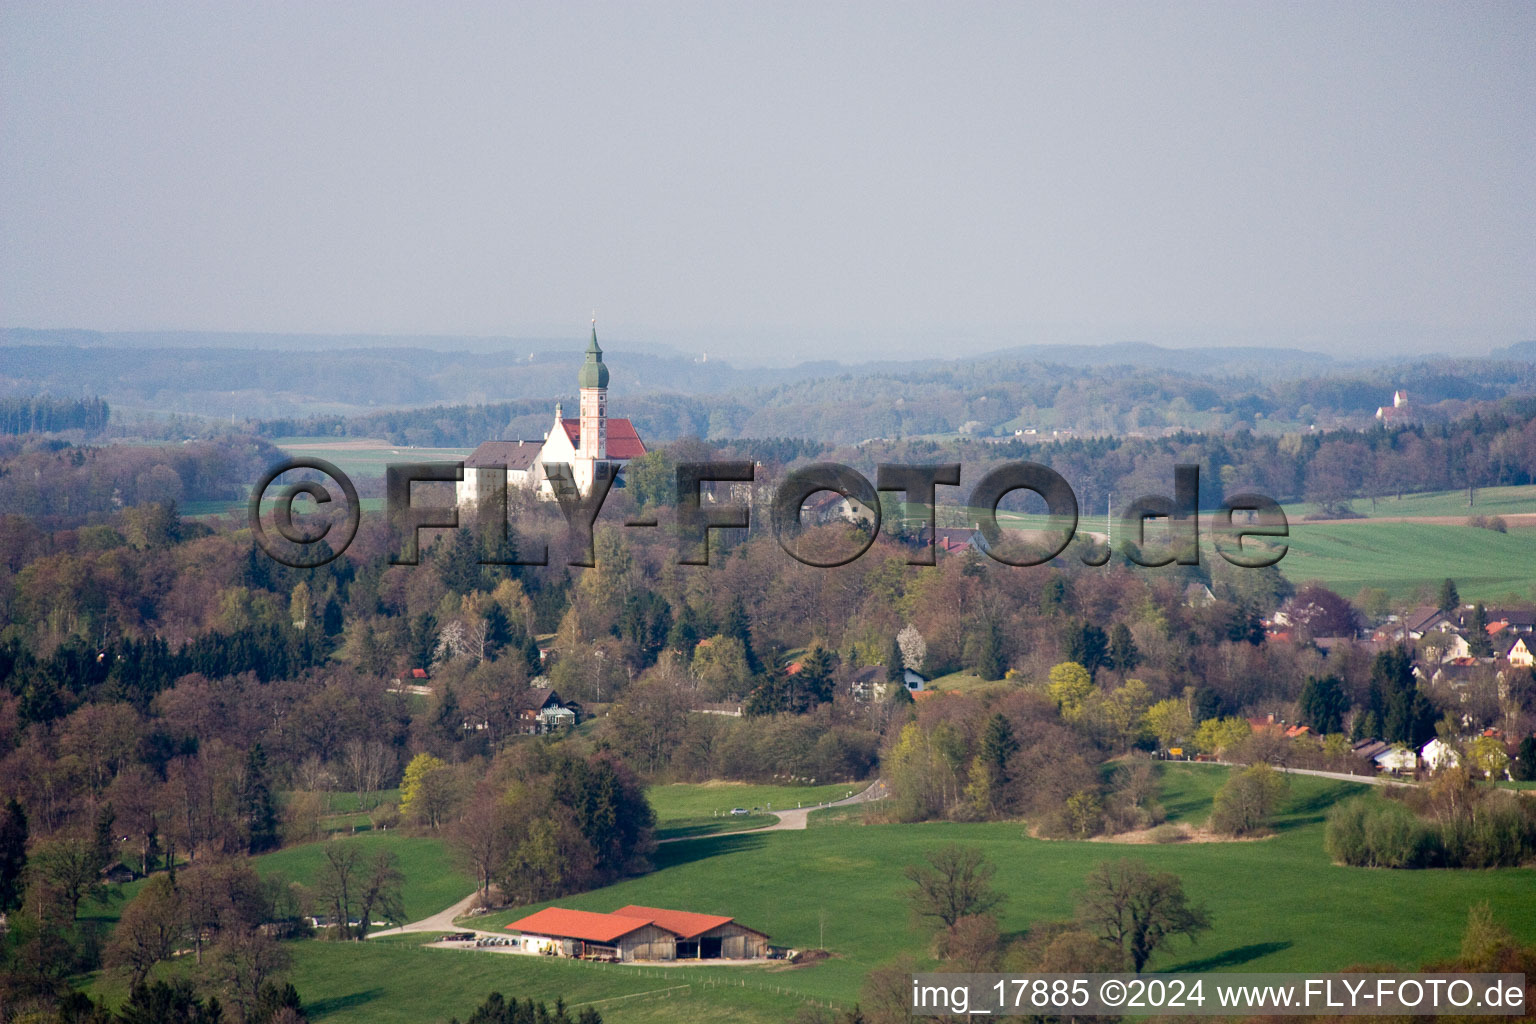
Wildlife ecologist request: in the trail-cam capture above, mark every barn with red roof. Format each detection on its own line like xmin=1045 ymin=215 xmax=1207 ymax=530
xmin=503 ymin=904 xmax=769 ymax=961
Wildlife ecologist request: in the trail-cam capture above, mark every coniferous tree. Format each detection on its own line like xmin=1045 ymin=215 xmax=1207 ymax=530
xmin=483 ymin=603 xmax=514 ymax=661
xmin=1467 ymin=603 xmax=1493 ymax=657
xmin=241 ymin=744 xmax=279 ymax=854
xmin=978 ymin=714 xmax=1018 ymax=787
xmin=1437 ymin=578 xmax=1460 ymax=614
xmin=667 ymin=603 xmax=701 ymax=657
xmin=1513 ymin=735 xmax=1536 ymax=782
xmin=1065 ymin=620 xmax=1109 ymax=677
xmin=1108 ymin=623 xmax=1140 ymax=674
xmin=0 ymin=796 xmax=27 ymax=914
xmin=974 ymin=622 xmax=1005 ymax=681
xmin=1298 ymin=675 xmax=1348 ymax=735
xmin=886 ymin=634 xmax=905 ymax=683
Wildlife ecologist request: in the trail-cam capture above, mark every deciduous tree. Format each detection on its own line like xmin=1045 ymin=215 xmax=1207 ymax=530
xmin=1078 ymin=859 xmax=1210 ymax=972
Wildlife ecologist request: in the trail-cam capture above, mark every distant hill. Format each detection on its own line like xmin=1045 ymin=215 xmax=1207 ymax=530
xmin=1491 ymin=339 xmax=1536 ymax=362
xmin=974 ymin=340 xmax=1334 ymax=374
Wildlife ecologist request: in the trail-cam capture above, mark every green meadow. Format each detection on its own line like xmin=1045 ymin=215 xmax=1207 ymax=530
xmin=252 ymin=829 xmax=475 ymax=925
xmin=83 ymin=768 xmax=1536 ymax=1023
xmin=1262 ymin=521 xmax=1536 ymax=602
xmin=447 ymin=768 xmax=1535 ymax=1020
xmin=905 ymin=496 xmax=1536 ymax=602
xmin=647 ymin=780 xmax=869 ymax=839
xmin=1279 ymin=484 xmax=1536 ymax=522
xmin=275 ymin=438 xmax=475 ymax=481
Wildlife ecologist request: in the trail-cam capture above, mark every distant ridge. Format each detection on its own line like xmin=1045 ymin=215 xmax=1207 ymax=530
xmin=1490 ymin=340 xmax=1536 ymax=362
xmin=973 ymin=340 xmax=1334 ymax=372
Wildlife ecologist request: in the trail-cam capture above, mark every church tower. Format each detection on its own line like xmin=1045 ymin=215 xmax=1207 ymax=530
xmin=578 ymin=320 xmax=608 ymax=459
xmin=573 ymin=319 xmax=609 ymax=493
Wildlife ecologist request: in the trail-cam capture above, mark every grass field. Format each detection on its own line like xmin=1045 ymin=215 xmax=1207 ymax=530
xmin=1279 ymin=484 xmax=1536 ymax=521
xmin=1257 ymin=521 xmax=1536 ymax=602
xmin=289 ymin=936 xmax=814 ymax=1024
xmin=252 ymin=830 xmax=475 ymax=925
xmin=84 ymin=767 xmax=1536 ymax=1023
xmin=895 ymin=485 xmax=1536 ymax=602
xmin=275 ymin=437 xmax=474 ymax=481
xmin=646 ymin=780 xmax=868 ymax=840
xmin=450 ymin=766 xmax=1536 ymax=1017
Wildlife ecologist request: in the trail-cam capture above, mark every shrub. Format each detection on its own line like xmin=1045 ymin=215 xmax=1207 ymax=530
xmin=1209 ymin=763 xmax=1287 ymax=836
xmin=1467 ymin=514 xmax=1508 ymax=533
xmin=1149 ymin=824 xmax=1185 ymax=844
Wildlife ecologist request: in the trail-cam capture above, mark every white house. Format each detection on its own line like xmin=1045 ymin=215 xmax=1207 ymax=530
xmin=1420 ymin=737 xmax=1460 ymax=772
xmin=1373 ymin=746 xmax=1417 ymax=774
xmin=1506 ymin=637 xmax=1534 ymax=669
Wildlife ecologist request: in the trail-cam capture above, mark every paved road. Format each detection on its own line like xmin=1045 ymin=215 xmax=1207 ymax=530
xmin=1187 ymin=759 xmax=1411 ymax=788
xmin=368 ymin=890 xmax=500 ymax=939
xmin=370 ymin=781 xmax=889 ymax=937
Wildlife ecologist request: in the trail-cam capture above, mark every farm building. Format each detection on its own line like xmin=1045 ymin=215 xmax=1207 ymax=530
xmin=504 ymin=905 xmax=768 ymax=962
xmin=503 ymin=908 xmax=676 ymax=961
xmin=614 ymin=905 xmax=769 ymax=960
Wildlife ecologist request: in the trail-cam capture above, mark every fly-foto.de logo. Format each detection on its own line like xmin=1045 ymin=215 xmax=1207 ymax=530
xmin=249 ymin=459 xmax=1288 ymax=572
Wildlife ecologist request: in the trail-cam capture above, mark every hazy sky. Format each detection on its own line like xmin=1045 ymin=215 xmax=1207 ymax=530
xmin=2 ymin=3 xmax=1533 ymax=362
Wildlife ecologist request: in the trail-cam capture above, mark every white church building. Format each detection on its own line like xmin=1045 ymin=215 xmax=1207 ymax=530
xmin=457 ymin=323 xmax=646 ymax=506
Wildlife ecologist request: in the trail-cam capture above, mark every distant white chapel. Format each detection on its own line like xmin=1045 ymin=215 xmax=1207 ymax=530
xmin=457 ymin=322 xmax=646 ymax=506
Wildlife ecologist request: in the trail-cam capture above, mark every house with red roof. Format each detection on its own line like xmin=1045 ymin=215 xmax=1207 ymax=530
xmin=503 ymin=904 xmax=768 ymax=961
xmin=459 ymin=321 xmax=647 ymax=506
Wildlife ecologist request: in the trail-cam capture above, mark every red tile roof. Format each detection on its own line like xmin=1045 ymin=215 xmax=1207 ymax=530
xmin=614 ymin=905 xmax=737 ymax=940
xmin=559 ymin=418 xmax=647 ymax=459
xmin=504 ymin=907 xmax=655 ymax=943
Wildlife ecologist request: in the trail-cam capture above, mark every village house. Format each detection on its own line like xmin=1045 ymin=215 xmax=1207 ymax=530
xmin=503 ymin=905 xmax=769 ymax=962
xmin=848 ymin=665 xmax=927 ymax=702
xmin=513 ymin=687 xmax=578 ymax=734
xmin=1506 ymin=637 xmax=1534 ymax=669
xmin=1421 ymin=737 xmax=1460 ymax=772
xmin=915 ymin=525 xmax=990 ymax=557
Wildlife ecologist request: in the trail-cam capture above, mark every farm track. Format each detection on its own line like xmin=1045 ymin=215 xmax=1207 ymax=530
xmin=370 ymin=781 xmax=888 ymax=937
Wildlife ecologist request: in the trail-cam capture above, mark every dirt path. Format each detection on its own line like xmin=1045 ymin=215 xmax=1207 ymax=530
xmin=1293 ymin=512 xmax=1536 ymax=527
xmin=656 ymin=780 xmax=888 ymax=844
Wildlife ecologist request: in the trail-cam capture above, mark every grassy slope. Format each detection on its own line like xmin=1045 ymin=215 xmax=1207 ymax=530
xmin=88 ymin=767 xmax=1536 ymax=1023
xmin=1265 ymin=521 xmax=1536 ymax=602
xmin=647 ymin=780 xmax=870 ymax=839
xmin=461 ymin=767 xmax=1536 ymax=1013
xmin=275 ymin=438 xmax=474 ymax=481
xmin=252 ymin=830 xmax=475 ymax=924
xmin=1279 ymin=484 xmax=1536 ymax=521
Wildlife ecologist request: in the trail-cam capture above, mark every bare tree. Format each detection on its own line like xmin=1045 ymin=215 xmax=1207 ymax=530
xmin=342 ymin=739 xmax=389 ymax=811
xmin=936 ymin=913 xmax=1001 ymax=972
xmin=450 ymin=792 xmax=515 ymax=901
xmin=313 ymin=842 xmax=362 ymax=939
xmin=904 ymin=844 xmax=1005 ymax=930
xmin=353 ymin=849 xmax=405 ymax=938
xmin=209 ymin=926 xmax=291 ymax=1024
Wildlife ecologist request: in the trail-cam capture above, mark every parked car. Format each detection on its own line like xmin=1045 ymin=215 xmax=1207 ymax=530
xmin=730 ymin=807 xmax=748 ymax=815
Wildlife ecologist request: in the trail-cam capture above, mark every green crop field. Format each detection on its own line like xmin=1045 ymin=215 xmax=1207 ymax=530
xmin=895 ymin=484 xmax=1536 ymax=602
xmin=275 ymin=437 xmax=474 ymax=481
xmin=1259 ymin=521 xmax=1536 ymax=602
xmin=1280 ymin=484 xmax=1536 ymax=521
